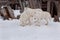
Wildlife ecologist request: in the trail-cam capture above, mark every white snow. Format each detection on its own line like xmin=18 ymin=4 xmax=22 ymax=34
xmin=0 ymin=18 xmax=60 ymax=40
xmin=13 ymin=10 xmax=20 ymax=17
xmin=0 ymin=10 xmax=60 ymax=40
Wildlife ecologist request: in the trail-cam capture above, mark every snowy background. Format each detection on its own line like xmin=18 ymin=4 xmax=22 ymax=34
xmin=0 ymin=10 xmax=60 ymax=40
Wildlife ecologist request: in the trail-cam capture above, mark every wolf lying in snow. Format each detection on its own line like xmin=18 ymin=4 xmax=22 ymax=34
xmin=19 ymin=7 xmax=51 ymax=26
xmin=19 ymin=8 xmax=36 ymax=26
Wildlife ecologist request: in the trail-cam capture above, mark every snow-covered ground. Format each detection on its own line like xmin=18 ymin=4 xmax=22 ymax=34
xmin=0 ymin=19 xmax=60 ymax=40
xmin=13 ymin=10 xmax=20 ymax=17
xmin=0 ymin=10 xmax=60 ymax=40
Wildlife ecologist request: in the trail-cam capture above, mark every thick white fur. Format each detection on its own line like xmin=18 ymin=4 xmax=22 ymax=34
xmin=19 ymin=7 xmax=51 ymax=26
xmin=20 ymin=8 xmax=35 ymax=26
xmin=30 ymin=11 xmax=43 ymax=26
xmin=30 ymin=11 xmax=51 ymax=26
xmin=42 ymin=11 xmax=52 ymax=25
xmin=31 ymin=11 xmax=52 ymax=26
